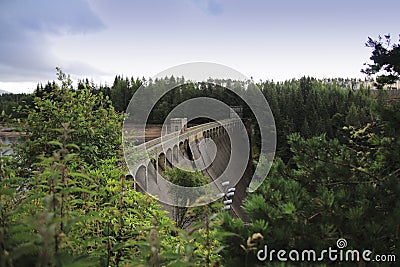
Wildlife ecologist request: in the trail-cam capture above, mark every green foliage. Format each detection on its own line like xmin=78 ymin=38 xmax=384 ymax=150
xmin=1 ymin=124 xmax=177 ymax=266
xmin=259 ymin=78 xmax=374 ymax=161
xmin=362 ymin=34 xmax=400 ymax=88
xmin=1 ymin=69 xmax=230 ymax=266
xmin=132 ymin=206 xmax=223 ymax=267
xmin=165 ymin=168 xmax=208 ymax=188
xmin=1 ymin=127 xmax=225 ymax=266
xmin=67 ymin=158 xmax=175 ymax=266
xmin=0 ymin=93 xmax=33 ymax=122
xmin=164 ymin=168 xmax=209 ymax=229
xmin=14 ymin=68 xmax=123 ymax=172
xmin=110 ymin=76 xmax=142 ymax=113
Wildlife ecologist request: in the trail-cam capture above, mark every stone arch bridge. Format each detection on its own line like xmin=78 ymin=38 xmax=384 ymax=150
xmin=124 ymin=118 xmax=253 ymax=219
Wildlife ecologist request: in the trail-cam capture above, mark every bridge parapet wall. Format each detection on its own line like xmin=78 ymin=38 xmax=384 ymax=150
xmin=125 ymin=118 xmax=241 ymax=175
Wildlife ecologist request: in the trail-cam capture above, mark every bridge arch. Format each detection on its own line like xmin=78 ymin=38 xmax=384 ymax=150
xmin=166 ymin=148 xmax=173 ymax=168
xmin=179 ymin=141 xmax=184 ymax=153
xmin=147 ymin=159 xmax=157 ymax=185
xmin=135 ymin=165 xmax=147 ymax=192
xmin=158 ymin=152 xmax=166 ymax=174
xmin=173 ymin=145 xmax=179 ymax=164
xmin=183 ymin=139 xmax=193 ymax=160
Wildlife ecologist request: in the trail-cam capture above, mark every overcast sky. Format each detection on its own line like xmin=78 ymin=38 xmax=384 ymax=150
xmin=0 ymin=0 xmax=399 ymax=93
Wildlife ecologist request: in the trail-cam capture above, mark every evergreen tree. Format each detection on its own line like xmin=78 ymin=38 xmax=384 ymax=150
xmin=362 ymin=34 xmax=400 ymax=88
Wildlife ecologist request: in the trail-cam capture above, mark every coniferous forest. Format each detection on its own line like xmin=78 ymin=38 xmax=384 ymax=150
xmin=0 ymin=36 xmax=399 ymax=266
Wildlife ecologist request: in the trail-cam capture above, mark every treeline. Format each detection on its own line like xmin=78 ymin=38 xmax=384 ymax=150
xmin=124 ymin=76 xmax=374 ymax=161
xmin=0 ymin=76 xmax=143 ymax=122
xmin=1 ymin=75 xmax=375 ymax=163
xmin=259 ymin=77 xmax=374 ymax=161
xmin=0 ymin=75 xmax=373 ymax=122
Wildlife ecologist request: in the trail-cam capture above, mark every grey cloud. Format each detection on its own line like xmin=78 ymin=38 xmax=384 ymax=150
xmin=0 ymin=0 xmax=105 ymax=82
xmin=3 ymin=0 xmax=105 ymax=35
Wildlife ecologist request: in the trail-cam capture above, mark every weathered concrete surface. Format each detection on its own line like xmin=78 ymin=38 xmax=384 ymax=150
xmin=189 ymin=126 xmax=252 ymax=221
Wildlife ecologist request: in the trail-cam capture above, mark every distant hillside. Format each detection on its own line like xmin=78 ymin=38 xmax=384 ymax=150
xmin=0 ymin=89 xmax=10 ymax=95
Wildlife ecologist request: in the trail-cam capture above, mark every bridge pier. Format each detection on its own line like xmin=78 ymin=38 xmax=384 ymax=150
xmin=166 ymin=148 xmax=173 ymax=168
xmin=135 ymin=166 xmax=147 ymax=193
xmin=148 ymin=159 xmax=157 ymax=184
xmin=173 ymin=145 xmax=179 ymax=164
xmin=158 ymin=153 xmax=166 ymax=174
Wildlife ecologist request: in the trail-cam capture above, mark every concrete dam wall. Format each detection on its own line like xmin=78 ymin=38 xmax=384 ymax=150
xmin=129 ymin=119 xmax=253 ymax=221
xmin=189 ymin=125 xmax=253 ymax=220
